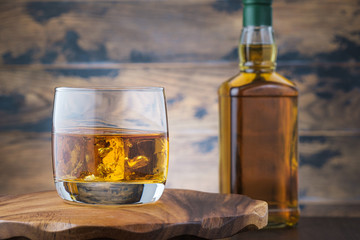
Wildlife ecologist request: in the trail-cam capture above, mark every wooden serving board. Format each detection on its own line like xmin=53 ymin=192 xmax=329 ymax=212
xmin=0 ymin=189 xmax=268 ymax=240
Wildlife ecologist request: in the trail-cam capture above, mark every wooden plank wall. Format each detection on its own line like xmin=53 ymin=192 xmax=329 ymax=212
xmin=0 ymin=0 xmax=359 ymax=206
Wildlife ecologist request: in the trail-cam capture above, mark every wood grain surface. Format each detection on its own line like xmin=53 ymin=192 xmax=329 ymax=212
xmin=0 ymin=0 xmax=359 ymax=206
xmin=0 ymin=0 xmax=359 ymax=64
xmin=0 ymin=189 xmax=268 ymax=240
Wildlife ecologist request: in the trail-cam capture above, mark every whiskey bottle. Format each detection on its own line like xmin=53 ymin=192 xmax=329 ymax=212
xmin=218 ymin=0 xmax=299 ymax=227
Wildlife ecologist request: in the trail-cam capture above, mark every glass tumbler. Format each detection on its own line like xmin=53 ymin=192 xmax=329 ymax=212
xmin=52 ymin=87 xmax=169 ymax=205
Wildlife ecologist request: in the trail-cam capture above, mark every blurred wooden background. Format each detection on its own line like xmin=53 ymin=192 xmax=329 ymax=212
xmin=0 ymin=0 xmax=359 ymax=208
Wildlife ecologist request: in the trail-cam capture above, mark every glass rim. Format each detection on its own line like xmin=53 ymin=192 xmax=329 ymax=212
xmin=55 ymin=87 xmax=164 ymax=92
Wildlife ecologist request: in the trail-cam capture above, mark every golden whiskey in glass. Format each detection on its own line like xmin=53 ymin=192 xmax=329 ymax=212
xmin=52 ymin=87 xmax=169 ymax=205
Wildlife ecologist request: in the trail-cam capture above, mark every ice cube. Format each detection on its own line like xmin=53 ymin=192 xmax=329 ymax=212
xmin=97 ymin=138 xmax=125 ymax=181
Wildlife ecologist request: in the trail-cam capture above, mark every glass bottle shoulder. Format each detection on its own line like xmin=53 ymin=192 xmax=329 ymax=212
xmin=218 ymin=71 xmax=298 ymax=97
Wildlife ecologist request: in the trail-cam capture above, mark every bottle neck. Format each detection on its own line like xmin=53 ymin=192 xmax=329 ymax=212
xmin=239 ymin=26 xmax=277 ymax=73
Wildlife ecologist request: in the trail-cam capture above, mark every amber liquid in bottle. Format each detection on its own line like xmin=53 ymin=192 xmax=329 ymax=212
xmin=219 ymin=43 xmax=299 ymax=227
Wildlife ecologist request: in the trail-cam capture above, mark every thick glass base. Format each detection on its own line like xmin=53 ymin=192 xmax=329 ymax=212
xmin=266 ymin=207 xmax=300 ymax=228
xmin=55 ymin=181 xmax=165 ymax=205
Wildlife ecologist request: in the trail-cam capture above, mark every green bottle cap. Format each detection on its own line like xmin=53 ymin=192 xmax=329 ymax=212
xmin=243 ymin=0 xmax=272 ymax=27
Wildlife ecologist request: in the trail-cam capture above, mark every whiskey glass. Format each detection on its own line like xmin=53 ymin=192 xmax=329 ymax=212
xmin=52 ymin=87 xmax=169 ymax=205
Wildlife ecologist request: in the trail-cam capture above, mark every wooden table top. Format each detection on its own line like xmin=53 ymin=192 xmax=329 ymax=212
xmin=0 ymin=189 xmax=267 ymax=240
xmin=3 ymin=217 xmax=360 ymax=240
xmin=1 ymin=190 xmax=360 ymax=240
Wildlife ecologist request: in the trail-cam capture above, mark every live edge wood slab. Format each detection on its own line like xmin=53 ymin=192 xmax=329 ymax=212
xmin=0 ymin=189 xmax=267 ymax=240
